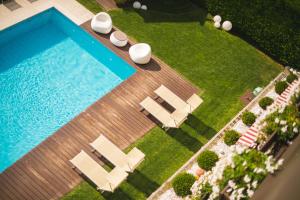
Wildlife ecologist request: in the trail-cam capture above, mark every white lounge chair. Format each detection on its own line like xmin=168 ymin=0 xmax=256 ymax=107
xmin=90 ymin=135 xmax=145 ymax=173
xmin=140 ymin=97 xmax=187 ymax=128
xmin=129 ymin=43 xmax=151 ymax=64
xmin=91 ymin=12 xmax=112 ymax=34
xmin=70 ymin=150 xmax=128 ymax=192
xmin=155 ymin=85 xmax=203 ymax=113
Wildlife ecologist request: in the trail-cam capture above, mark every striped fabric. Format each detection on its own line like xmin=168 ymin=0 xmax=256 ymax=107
xmin=237 ymin=126 xmax=259 ymax=147
xmin=275 ymin=79 xmax=298 ymax=106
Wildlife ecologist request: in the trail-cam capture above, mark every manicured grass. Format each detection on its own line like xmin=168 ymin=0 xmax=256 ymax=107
xmin=76 ymin=0 xmax=103 ymax=13
xmin=63 ymin=0 xmax=282 ymax=199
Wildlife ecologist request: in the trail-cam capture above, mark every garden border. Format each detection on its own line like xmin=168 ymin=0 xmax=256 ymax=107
xmin=148 ymin=70 xmax=287 ymax=200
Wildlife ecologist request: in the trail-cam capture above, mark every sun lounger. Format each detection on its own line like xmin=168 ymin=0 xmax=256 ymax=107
xmin=70 ymin=150 xmax=128 ymax=192
xmin=90 ymin=135 xmax=145 ymax=172
xmin=140 ymin=97 xmax=187 ymax=128
xmin=154 ymin=85 xmax=203 ymax=113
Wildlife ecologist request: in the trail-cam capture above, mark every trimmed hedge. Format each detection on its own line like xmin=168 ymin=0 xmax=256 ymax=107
xmin=224 ymin=130 xmax=240 ymax=146
xmin=275 ymin=81 xmax=288 ymax=94
xmin=204 ymin=0 xmax=300 ymax=68
xmin=197 ymin=150 xmax=219 ymax=171
xmin=172 ymin=173 xmax=196 ymax=197
xmin=259 ymin=97 xmax=274 ymax=110
xmin=286 ymin=73 xmax=298 ymax=84
xmin=242 ymin=111 xmax=256 ymax=126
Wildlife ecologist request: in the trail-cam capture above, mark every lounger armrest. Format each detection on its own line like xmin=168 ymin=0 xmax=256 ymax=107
xmin=108 ymin=167 xmax=128 ymax=189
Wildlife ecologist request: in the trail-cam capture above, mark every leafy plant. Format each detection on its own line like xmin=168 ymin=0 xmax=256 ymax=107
xmin=286 ymin=73 xmax=298 ymax=84
xmin=242 ymin=111 xmax=256 ymax=126
xmin=199 ymin=183 xmax=213 ymax=200
xmin=224 ymin=130 xmax=240 ymax=146
xmin=172 ymin=173 xmax=196 ymax=197
xmin=259 ymin=97 xmax=274 ymax=110
xmin=197 ymin=150 xmax=219 ymax=171
xmin=275 ymin=81 xmax=288 ymax=95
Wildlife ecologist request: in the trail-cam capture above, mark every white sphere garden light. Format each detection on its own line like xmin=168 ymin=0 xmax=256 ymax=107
xmin=213 ymin=15 xmax=221 ymax=23
xmin=141 ymin=5 xmax=148 ymax=10
xmin=133 ymin=1 xmax=141 ymax=9
xmin=214 ymin=21 xmax=221 ymax=28
xmin=222 ymin=21 xmax=232 ymax=31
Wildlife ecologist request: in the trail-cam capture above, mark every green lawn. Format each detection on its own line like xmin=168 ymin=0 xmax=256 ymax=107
xmin=63 ymin=0 xmax=282 ymax=199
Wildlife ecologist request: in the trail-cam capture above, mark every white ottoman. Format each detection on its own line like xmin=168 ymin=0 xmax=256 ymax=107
xmin=129 ymin=43 xmax=151 ymax=64
xmin=110 ymin=31 xmax=128 ymax=47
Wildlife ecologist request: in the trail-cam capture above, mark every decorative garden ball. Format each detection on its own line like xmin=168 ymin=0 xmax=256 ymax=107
xmin=141 ymin=5 xmax=148 ymax=10
xmin=222 ymin=21 xmax=232 ymax=31
xmin=213 ymin=15 xmax=221 ymax=23
xmin=214 ymin=21 xmax=221 ymax=28
xmin=133 ymin=1 xmax=141 ymax=9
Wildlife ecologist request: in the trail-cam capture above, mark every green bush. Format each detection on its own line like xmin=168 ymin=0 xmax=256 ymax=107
xmin=197 ymin=150 xmax=219 ymax=171
xmin=259 ymin=97 xmax=274 ymax=110
xmin=172 ymin=173 xmax=196 ymax=197
xmin=224 ymin=130 xmax=240 ymax=146
xmin=275 ymin=81 xmax=288 ymax=95
xmin=242 ymin=111 xmax=256 ymax=126
xmin=205 ymin=0 xmax=300 ymax=68
xmin=286 ymin=73 xmax=298 ymax=84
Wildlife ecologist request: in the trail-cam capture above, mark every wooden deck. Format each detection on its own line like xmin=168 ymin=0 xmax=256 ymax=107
xmin=0 ymin=21 xmax=198 ymax=200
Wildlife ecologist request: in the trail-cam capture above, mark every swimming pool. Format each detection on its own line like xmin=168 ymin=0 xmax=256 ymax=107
xmin=0 ymin=8 xmax=135 ymax=172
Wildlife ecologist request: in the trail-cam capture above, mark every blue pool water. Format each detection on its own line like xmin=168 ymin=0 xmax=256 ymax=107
xmin=0 ymin=8 xmax=135 ymax=172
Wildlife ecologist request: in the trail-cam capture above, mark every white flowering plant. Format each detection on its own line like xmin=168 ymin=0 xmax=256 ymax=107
xmin=218 ymin=149 xmax=283 ymax=200
xmin=262 ymin=104 xmax=300 ymax=144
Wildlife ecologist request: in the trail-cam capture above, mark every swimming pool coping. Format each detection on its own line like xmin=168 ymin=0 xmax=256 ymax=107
xmin=0 ymin=0 xmax=93 ymax=30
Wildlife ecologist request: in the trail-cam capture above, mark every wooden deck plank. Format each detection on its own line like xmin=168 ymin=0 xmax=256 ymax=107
xmin=0 ymin=21 xmax=198 ymax=200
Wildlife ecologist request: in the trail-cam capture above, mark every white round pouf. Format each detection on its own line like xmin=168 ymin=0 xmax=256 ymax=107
xmin=214 ymin=21 xmax=221 ymax=28
xmin=141 ymin=5 xmax=147 ymax=10
xmin=222 ymin=21 xmax=232 ymax=31
xmin=129 ymin=43 xmax=151 ymax=64
xmin=133 ymin=1 xmax=141 ymax=9
xmin=213 ymin=15 xmax=221 ymax=23
xmin=110 ymin=31 xmax=128 ymax=47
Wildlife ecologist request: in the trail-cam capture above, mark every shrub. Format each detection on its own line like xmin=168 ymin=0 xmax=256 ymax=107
xmin=172 ymin=173 xmax=196 ymax=197
xmin=259 ymin=97 xmax=274 ymax=110
xmin=286 ymin=73 xmax=298 ymax=84
xmin=242 ymin=111 xmax=256 ymax=126
xmin=275 ymin=81 xmax=288 ymax=95
xmin=197 ymin=150 xmax=219 ymax=171
xmin=205 ymin=0 xmax=300 ymax=68
xmin=224 ymin=130 xmax=240 ymax=146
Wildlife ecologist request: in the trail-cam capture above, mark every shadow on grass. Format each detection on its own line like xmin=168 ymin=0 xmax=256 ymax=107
xmin=186 ymin=115 xmax=217 ymax=139
xmin=102 ymin=170 xmax=159 ymax=199
xmin=121 ymin=0 xmax=208 ymax=24
xmin=165 ymin=114 xmax=216 ymax=152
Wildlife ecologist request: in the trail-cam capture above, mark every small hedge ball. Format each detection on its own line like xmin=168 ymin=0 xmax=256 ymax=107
xmin=172 ymin=173 xmax=196 ymax=197
xmin=224 ymin=130 xmax=240 ymax=146
xmin=197 ymin=150 xmax=219 ymax=171
xmin=242 ymin=111 xmax=256 ymax=126
xmin=259 ymin=97 xmax=274 ymax=110
xmin=286 ymin=73 xmax=298 ymax=84
xmin=275 ymin=81 xmax=288 ymax=95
